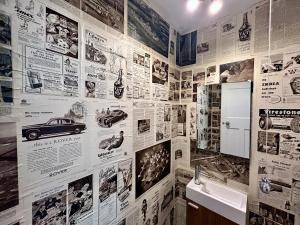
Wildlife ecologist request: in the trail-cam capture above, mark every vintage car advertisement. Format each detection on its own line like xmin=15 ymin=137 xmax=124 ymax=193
xmin=19 ymin=98 xmax=89 ymax=186
xmin=87 ymin=101 xmax=132 ymax=166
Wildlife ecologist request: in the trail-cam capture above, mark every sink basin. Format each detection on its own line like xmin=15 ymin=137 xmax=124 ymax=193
xmin=186 ymin=177 xmax=247 ymax=225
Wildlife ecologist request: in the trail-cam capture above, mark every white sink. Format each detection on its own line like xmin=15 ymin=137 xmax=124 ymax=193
xmin=186 ymin=177 xmax=247 ymax=225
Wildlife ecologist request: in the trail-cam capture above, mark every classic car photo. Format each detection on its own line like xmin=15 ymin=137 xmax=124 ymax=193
xmin=97 ymin=110 xmax=128 ymax=128
xmin=22 ymin=118 xmax=86 ymax=141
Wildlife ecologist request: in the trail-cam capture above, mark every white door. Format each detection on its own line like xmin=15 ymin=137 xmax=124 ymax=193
xmin=220 ymin=81 xmax=251 ymax=158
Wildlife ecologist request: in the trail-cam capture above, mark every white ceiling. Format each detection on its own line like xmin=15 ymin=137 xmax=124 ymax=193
xmin=147 ymin=0 xmax=258 ymax=34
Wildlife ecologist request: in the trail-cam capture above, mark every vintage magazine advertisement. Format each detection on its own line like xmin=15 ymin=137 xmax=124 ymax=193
xmin=171 ymin=105 xmax=187 ymax=138
xmin=196 ymin=23 xmax=217 ymax=65
xmin=192 ymin=68 xmax=205 ymax=102
xmin=23 ymin=173 xmax=93 ymax=225
xmin=87 ymin=100 xmax=132 ymax=166
xmin=19 ymin=98 xmax=88 ymax=186
xmin=189 ymin=104 xmax=197 ymax=139
xmin=219 ymin=58 xmax=254 ymax=83
xmin=84 ymin=29 xmax=126 ymax=100
xmin=16 ymin=2 xmax=79 ymax=58
xmin=135 ymin=140 xmax=171 ymax=199
xmin=126 ymin=46 xmax=151 ymax=100
xmin=0 ymin=10 xmax=11 ymax=47
xmin=0 ymin=118 xmax=18 ymax=214
xmin=45 ymin=7 xmax=79 ymax=58
xmin=218 ymin=15 xmax=236 ymax=57
xmin=133 ymin=101 xmax=155 ymax=151
xmin=258 ymin=109 xmax=300 ymax=160
xmin=152 ymin=58 xmax=169 ymax=101
xmin=168 ymin=67 xmax=180 ymax=102
xmin=155 ymin=103 xmax=171 ymax=143
xmin=259 ymin=51 xmax=300 ymax=104
xmin=81 ymin=0 xmax=124 ymax=33
xmin=181 ymin=71 xmax=192 ymax=102
xmin=23 ymin=46 xmax=80 ymax=97
xmin=15 ymin=0 xmax=46 ymax=49
xmin=205 ymin=65 xmax=219 ymax=85
xmin=197 ymin=85 xmax=209 ymax=150
xmin=236 ymin=9 xmax=253 ymax=55
xmin=98 ymin=159 xmax=133 ymax=225
xmin=135 ymin=188 xmax=160 ymax=225
xmin=172 ymin=138 xmax=188 ymax=168
xmin=0 ymin=46 xmax=13 ymax=114
xmin=254 ymin=0 xmax=300 ymax=53
xmin=159 ymin=178 xmax=174 ymax=219
xmin=257 ymin=158 xmax=300 ymax=213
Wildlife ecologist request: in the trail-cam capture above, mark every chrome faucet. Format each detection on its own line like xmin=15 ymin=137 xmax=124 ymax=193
xmin=194 ymin=165 xmax=201 ymax=185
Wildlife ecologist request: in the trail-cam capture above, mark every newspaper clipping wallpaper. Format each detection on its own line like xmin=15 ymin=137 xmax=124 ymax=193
xmin=1 ymin=0 xmax=300 ymax=225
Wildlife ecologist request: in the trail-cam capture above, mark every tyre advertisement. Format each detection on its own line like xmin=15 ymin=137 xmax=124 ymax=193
xmin=258 ymin=109 xmax=300 ymax=160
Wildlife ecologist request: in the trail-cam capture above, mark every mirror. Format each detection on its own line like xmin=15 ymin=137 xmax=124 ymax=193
xmin=196 ymin=82 xmax=252 ymax=159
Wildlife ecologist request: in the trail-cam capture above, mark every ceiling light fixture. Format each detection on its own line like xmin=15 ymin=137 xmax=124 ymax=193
xmin=186 ymin=0 xmax=200 ymax=13
xmin=209 ymin=0 xmax=223 ymax=15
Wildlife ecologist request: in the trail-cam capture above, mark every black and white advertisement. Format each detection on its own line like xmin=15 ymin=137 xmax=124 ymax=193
xmin=98 ymin=159 xmax=133 ymax=225
xmin=31 ymin=187 xmax=67 ymax=225
xmin=283 ymin=51 xmax=300 ymax=103
xmin=20 ymin=98 xmax=88 ymax=186
xmin=152 ymin=58 xmax=169 ymax=101
xmin=218 ymin=16 xmax=236 ymax=57
xmin=258 ymin=51 xmax=300 ymax=104
xmin=258 ymin=54 xmax=284 ymax=104
xmin=68 ymin=175 xmax=93 ymax=224
xmin=181 ymin=71 xmax=192 ymax=102
xmin=46 ymin=7 xmax=78 ymax=58
xmin=126 ymin=47 xmax=151 ymax=100
xmin=259 ymin=202 xmax=295 ymax=225
xmin=99 ymin=163 xmax=117 ymax=225
xmin=192 ymin=68 xmax=205 ymax=102
xmin=220 ymin=58 xmax=254 ymax=83
xmin=117 ymin=159 xmax=133 ymax=215
xmin=23 ymin=46 xmax=80 ymax=97
xmin=133 ymin=102 xmax=155 ymax=151
xmin=23 ymin=178 xmax=92 ymax=225
xmin=84 ymin=29 xmax=126 ymax=100
xmin=0 ymin=47 xmax=13 ymax=105
xmin=135 ymin=189 xmax=160 ymax=225
xmin=189 ymin=105 xmax=197 ymax=139
xmin=0 ymin=121 xmax=18 ymax=213
xmin=155 ymin=103 xmax=171 ymax=142
xmin=196 ymin=85 xmax=209 ymax=150
xmin=205 ymin=65 xmax=219 ymax=85
xmin=168 ymin=67 xmax=180 ymax=102
xmin=159 ymin=179 xmax=174 ymax=217
xmin=257 ymin=158 xmax=296 ymax=213
xmin=172 ymin=138 xmax=188 ymax=168
xmin=196 ymin=23 xmax=217 ymax=65
xmin=88 ymin=101 xmax=132 ymax=165
xmin=258 ymin=109 xmax=300 ymax=160
xmin=236 ymin=10 xmax=253 ymax=55
xmin=15 ymin=0 xmax=46 ymax=48
xmin=0 ymin=11 xmax=11 ymax=46
xmin=135 ymin=140 xmax=171 ymax=199
xmin=81 ymin=0 xmax=124 ymax=33
xmin=171 ymin=105 xmax=187 ymax=138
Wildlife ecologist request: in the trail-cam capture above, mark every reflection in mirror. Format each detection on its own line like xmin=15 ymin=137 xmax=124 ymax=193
xmin=197 ymin=84 xmax=221 ymax=152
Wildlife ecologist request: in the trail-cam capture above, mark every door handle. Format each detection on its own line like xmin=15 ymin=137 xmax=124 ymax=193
xmin=188 ymin=202 xmax=199 ymax=210
xmin=222 ymin=121 xmax=230 ymax=127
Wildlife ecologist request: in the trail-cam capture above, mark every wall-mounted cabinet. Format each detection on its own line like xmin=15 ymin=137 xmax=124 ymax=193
xmin=186 ymin=200 xmax=238 ymax=225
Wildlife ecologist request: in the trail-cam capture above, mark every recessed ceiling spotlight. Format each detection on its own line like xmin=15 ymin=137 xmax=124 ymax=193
xmin=187 ymin=0 xmax=200 ymax=13
xmin=209 ymin=0 xmax=223 ymax=15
